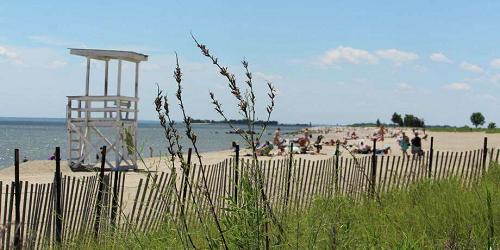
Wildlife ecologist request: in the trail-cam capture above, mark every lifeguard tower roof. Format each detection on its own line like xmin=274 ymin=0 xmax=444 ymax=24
xmin=69 ymin=48 xmax=148 ymax=62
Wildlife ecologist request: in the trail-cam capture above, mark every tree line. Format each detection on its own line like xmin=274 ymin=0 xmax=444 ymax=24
xmin=390 ymin=113 xmax=425 ymax=127
xmin=387 ymin=112 xmax=496 ymax=129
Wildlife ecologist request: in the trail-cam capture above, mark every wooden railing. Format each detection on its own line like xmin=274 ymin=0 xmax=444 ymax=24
xmin=66 ymin=95 xmax=138 ymax=122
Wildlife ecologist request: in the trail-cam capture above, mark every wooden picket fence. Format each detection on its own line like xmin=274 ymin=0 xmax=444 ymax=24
xmin=1 ymin=139 xmax=499 ymax=248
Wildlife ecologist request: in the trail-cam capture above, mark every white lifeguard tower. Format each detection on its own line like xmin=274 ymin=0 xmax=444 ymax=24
xmin=66 ymin=48 xmax=148 ymax=170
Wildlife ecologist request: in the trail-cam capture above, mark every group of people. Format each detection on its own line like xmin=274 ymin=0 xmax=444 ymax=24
xmin=353 ymin=140 xmax=391 ymax=155
xmin=397 ymin=131 xmax=424 ymax=157
xmin=233 ymin=126 xmax=427 ymax=158
xmin=236 ymin=127 xmax=325 ymax=157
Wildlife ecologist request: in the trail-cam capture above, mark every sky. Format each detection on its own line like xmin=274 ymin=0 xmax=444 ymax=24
xmin=1 ymin=1 xmax=500 ymax=126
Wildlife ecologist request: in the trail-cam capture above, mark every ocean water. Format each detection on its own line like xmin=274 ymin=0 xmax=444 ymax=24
xmin=0 ymin=118 xmax=302 ymax=168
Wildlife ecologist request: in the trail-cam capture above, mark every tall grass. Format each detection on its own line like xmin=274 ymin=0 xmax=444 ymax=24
xmin=285 ymin=163 xmax=499 ymax=249
xmin=69 ymin=163 xmax=499 ymax=249
xmin=427 ymin=127 xmax=500 ymax=133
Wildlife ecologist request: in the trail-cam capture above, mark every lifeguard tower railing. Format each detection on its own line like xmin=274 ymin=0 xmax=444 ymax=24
xmin=66 ymin=95 xmax=138 ymax=169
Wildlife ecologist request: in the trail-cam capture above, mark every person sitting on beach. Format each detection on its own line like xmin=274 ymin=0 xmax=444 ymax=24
xmin=48 ymin=152 xmax=56 ymax=160
xmin=298 ymin=137 xmax=309 ymax=154
xmin=256 ymin=141 xmax=274 ymax=156
xmin=398 ymin=132 xmax=410 ymax=157
xmin=411 ymin=132 xmax=424 ymax=156
xmin=231 ymin=141 xmax=238 ymax=151
xmin=273 ymin=128 xmax=286 ymax=155
xmin=313 ymin=135 xmax=324 ymax=153
xmin=350 ymin=131 xmax=359 ymax=139
xmin=356 ymin=140 xmax=371 ymax=154
xmin=303 ymin=128 xmax=311 ymax=147
xmin=254 ymin=139 xmax=261 ymax=149
xmin=375 ymin=145 xmax=391 ymax=155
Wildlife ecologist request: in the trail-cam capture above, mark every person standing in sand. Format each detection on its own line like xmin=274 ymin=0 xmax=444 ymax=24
xmin=398 ymin=132 xmax=410 ymax=157
xmin=411 ymin=132 xmax=423 ymax=156
xmin=377 ymin=125 xmax=386 ymax=141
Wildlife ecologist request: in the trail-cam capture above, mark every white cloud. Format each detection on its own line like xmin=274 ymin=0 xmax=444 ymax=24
xmin=430 ymin=52 xmax=452 ymax=63
xmin=253 ymin=71 xmax=283 ymax=81
xmin=375 ymin=49 xmax=418 ymax=64
xmin=0 ymin=46 xmax=22 ymax=64
xmin=460 ymin=62 xmax=483 ymax=73
xmin=398 ymin=82 xmax=412 ymax=90
xmin=321 ymin=46 xmax=378 ymax=65
xmin=490 ymin=58 xmax=500 ymax=69
xmin=444 ymin=82 xmax=471 ymax=91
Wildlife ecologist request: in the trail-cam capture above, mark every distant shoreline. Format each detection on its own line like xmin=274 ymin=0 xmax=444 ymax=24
xmin=0 ymin=117 xmax=312 ymax=127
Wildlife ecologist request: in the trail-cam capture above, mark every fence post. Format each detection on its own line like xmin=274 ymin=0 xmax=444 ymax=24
xmin=94 ymin=146 xmax=106 ymax=239
xmin=181 ymin=148 xmax=192 ymax=211
xmin=54 ymin=147 xmax=63 ymax=244
xmin=111 ymin=167 xmax=119 ymax=228
xmin=234 ymin=144 xmax=240 ymax=205
xmin=14 ymin=149 xmax=21 ymax=249
xmin=482 ymin=137 xmax=488 ymax=176
xmin=284 ymin=143 xmax=294 ymax=207
xmin=428 ymin=137 xmax=434 ymax=179
xmin=335 ymin=142 xmax=340 ymax=194
xmin=370 ymin=139 xmax=377 ymax=198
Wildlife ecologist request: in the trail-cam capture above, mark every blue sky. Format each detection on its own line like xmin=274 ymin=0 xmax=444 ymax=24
xmin=1 ymin=1 xmax=500 ymax=125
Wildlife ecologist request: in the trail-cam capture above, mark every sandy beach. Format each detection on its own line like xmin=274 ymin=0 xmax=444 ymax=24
xmin=1 ymin=127 xmax=499 ymax=184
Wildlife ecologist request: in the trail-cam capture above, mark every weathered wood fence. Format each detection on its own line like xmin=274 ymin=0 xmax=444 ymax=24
xmin=1 ymin=137 xmax=499 ymax=248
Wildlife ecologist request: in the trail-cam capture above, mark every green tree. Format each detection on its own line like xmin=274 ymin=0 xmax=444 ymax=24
xmin=376 ymin=119 xmax=381 ymax=127
xmin=470 ymin=112 xmax=485 ymax=128
xmin=488 ymin=122 xmax=496 ymax=129
xmin=391 ymin=112 xmax=403 ymax=126
xmin=403 ymin=114 xmax=425 ymax=127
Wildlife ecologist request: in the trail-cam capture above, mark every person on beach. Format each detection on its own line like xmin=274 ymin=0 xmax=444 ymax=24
xmin=377 ymin=125 xmax=386 ymax=141
xmin=375 ymin=145 xmax=391 ymax=155
xmin=48 ymin=152 xmax=56 ymax=160
xmin=254 ymin=139 xmax=261 ymax=149
xmin=357 ymin=140 xmax=371 ymax=154
xmin=411 ymin=132 xmax=423 ymax=156
xmin=350 ymin=131 xmax=359 ymax=139
xmin=303 ymin=128 xmax=311 ymax=147
xmin=273 ymin=128 xmax=285 ymax=155
xmin=313 ymin=135 xmax=324 ymax=153
xmin=398 ymin=132 xmax=410 ymax=157
xmin=256 ymin=141 xmax=273 ymax=156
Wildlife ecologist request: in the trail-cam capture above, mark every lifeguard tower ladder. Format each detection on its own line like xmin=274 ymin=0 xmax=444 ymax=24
xmin=66 ymin=49 xmax=148 ymax=170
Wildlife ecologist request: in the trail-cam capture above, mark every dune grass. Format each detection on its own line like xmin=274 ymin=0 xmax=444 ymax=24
xmin=70 ymin=164 xmax=499 ymax=249
xmin=285 ymin=165 xmax=499 ymax=248
xmin=427 ymin=127 xmax=500 ymax=133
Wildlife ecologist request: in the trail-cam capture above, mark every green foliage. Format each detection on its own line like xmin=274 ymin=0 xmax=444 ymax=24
xmin=470 ymin=112 xmax=486 ymax=128
xmin=284 ymin=164 xmax=500 ymax=248
xmin=71 ymin=164 xmax=500 ymax=249
xmin=391 ymin=112 xmax=403 ymax=126
xmin=488 ymin=122 xmax=496 ymax=129
xmin=403 ymin=114 xmax=425 ymax=127
xmin=427 ymin=126 xmax=500 ymax=133
xmin=376 ymin=119 xmax=381 ymax=127
xmin=221 ymin=164 xmax=267 ymax=249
